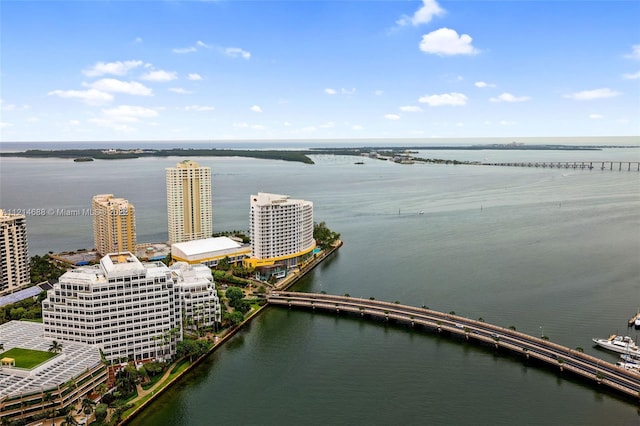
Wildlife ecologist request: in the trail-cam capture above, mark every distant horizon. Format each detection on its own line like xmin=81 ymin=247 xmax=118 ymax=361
xmin=1 ymin=135 xmax=639 ymax=150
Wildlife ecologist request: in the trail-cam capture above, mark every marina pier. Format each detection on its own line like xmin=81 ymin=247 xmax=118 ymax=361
xmin=268 ymin=292 xmax=640 ymax=402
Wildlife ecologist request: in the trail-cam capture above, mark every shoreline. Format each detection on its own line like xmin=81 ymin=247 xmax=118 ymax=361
xmin=118 ymin=240 xmax=343 ymax=425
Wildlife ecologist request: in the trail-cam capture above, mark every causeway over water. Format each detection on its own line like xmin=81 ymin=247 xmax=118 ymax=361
xmin=268 ymin=291 xmax=640 ymax=402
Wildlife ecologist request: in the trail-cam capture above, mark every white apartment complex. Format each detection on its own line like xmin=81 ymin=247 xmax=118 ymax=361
xmin=170 ymin=262 xmax=222 ymax=331
xmin=245 ymin=193 xmax=315 ymax=268
xmin=166 ymin=160 xmax=213 ymax=244
xmin=0 ymin=210 xmax=30 ymax=295
xmin=42 ymin=252 xmax=221 ymax=363
xmin=92 ymin=194 xmax=136 ymax=256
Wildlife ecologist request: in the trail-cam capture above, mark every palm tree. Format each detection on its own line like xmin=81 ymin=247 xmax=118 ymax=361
xmin=49 ymin=340 xmax=63 ymax=354
xmin=62 ymin=412 xmax=79 ymax=426
xmin=81 ymin=397 xmax=95 ymax=414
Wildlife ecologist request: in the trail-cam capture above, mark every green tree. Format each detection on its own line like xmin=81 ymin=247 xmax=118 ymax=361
xmin=94 ymin=403 xmax=108 ymax=422
xmin=49 ymin=340 xmax=63 ymax=354
xmin=313 ymin=221 xmax=340 ymax=248
xmin=225 ymin=287 xmax=244 ymax=304
xmin=217 ymin=256 xmax=230 ymax=271
xmin=226 ymin=311 xmax=245 ymax=326
xmin=81 ymin=397 xmax=95 ymax=414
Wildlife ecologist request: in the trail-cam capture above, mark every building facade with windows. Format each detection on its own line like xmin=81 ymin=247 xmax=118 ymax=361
xmin=0 ymin=210 xmax=30 ymax=295
xmin=244 ymin=193 xmax=315 ymax=269
xmin=170 ymin=262 xmax=222 ymax=332
xmin=92 ymin=194 xmax=137 ymax=256
xmin=42 ymin=252 xmax=221 ymax=363
xmin=166 ymin=160 xmax=213 ymax=244
xmin=42 ymin=252 xmax=181 ymax=363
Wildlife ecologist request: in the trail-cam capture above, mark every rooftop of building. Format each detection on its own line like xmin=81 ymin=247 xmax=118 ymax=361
xmin=0 ymin=321 xmax=103 ymax=399
xmin=100 ymin=252 xmax=146 ymax=276
xmin=251 ymin=192 xmax=311 ymax=206
xmin=171 ymin=237 xmax=242 ymax=256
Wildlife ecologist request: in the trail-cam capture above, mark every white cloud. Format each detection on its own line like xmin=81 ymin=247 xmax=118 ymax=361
xmin=625 ymin=44 xmax=640 ymax=60
xmin=68 ymin=120 xmax=81 ymax=126
xmin=397 ymin=0 xmax=445 ymax=27
xmin=48 ymin=89 xmax=114 ymax=105
xmin=173 ymin=47 xmax=197 ymax=54
xmin=233 ymin=122 xmax=249 ymax=128
xmin=197 ymin=40 xmax=212 ymax=49
xmin=475 ymin=81 xmax=496 ymax=88
xmin=419 ymin=28 xmax=479 ymax=56
xmin=623 ymin=71 xmax=640 ymax=80
xmin=563 ymin=88 xmax=620 ymax=100
xmin=589 ymin=114 xmax=604 ymax=119
xmin=418 ymin=92 xmax=468 ymax=106
xmin=250 ymin=105 xmax=263 ymax=113
xmin=134 ymin=37 xmax=143 ymax=44
xmin=324 ymin=88 xmax=337 ymax=95
xmin=399 ymin=105 xmax=423 ymax=112
xmin=0 ymin=122 xmax=12 ymax=128
xmin=319 ymin=122 xmax=335 ymax=128
xmin=188 ymin=73 xmax=203 ymax=81
xmin=140 ymin=70 xmax=178 ymax=82
xmin=374 ymin=90 xmax=384 ymax=96
xmin=352 ymin=124 xmax=364 ymax=131
xmin=85 ymin=79 xmax=153 ymax=96
xmin=499 ymin=120 xmax=516 ymax=126
xmin=251 ymin=124 xmax=266 ymax=130
xmin=169 ymin=88 xmax=193 ymax=94
xmin=489 ymin=92 xmax=531 ymax=103
xmin=1 ymin=102 xmax=30 ymax=111
xmin=301 ymin=126 xmax=317 ymax=133
xmin=101 ymin=105 xmax=159 ymax=122
xmin=341 ymin=88 xmax=356 ymax=95
xmin=284 ymin=121 xmax=292 ymax=126
xmin=385 ymin=114 xmax=401 ymax=120
xmin=83 ymin=60 xmax=144 ymax=77
xmin=224 ymin=47 xmax=251 ymax=59
xmin=184 ymin=105 xmax=215 ymax=112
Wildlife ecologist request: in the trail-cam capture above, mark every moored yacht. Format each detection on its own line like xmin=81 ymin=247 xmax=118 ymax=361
xmin=592 ymin=334 xmax=640 ymax=355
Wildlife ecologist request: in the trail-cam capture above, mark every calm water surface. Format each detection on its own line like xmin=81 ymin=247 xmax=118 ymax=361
xmin=1 ymin=148 xmax=639 ymax=425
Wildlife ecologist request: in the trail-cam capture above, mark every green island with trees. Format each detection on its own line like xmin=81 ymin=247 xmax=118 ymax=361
xmin=0 ymin=144 xmax=603 ymax=166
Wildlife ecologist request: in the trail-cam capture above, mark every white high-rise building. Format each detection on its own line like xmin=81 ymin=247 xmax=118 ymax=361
xmin=245 ymin=193 xmax=315 ymax=268
xmin=42 ymin=252 xmax=181 ymax=363
xmin=166 ymin=160 xmax=213 ymax=244
xmin=92 ymin=194 xmax=136 ymax=256
xmin=170 ymin=262 xmax=222 ymax=331
xmin=42 ymin=252 xmax=221 ymax=363
xmin=0 ymin=210 xmax=30 ymax=295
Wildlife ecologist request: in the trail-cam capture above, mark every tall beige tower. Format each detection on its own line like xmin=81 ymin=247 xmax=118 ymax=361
xmin=0 ymin=210 xmax=30 ymax=295
xmin=166 ymin=160 xmax=212 ymax=244
xmin=92 ymin=194 xmax=137 ymax=256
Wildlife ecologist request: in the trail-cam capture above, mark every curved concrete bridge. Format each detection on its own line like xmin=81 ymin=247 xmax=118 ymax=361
xmin=267 ymin=291 xmax=640 ymax=402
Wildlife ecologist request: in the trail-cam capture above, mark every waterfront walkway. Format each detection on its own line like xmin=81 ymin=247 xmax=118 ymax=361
xmin=268 ymin=291 xmax=640 ymax=401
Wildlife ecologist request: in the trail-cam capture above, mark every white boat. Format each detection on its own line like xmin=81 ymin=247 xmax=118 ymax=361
xmin=616 ymin=361 xmax=640 ymax=372
xmin=620 ymin=354 xmax=640 ymax=363
xmin=592 ymin=334 xmax=640 ymax=355
xmin=635 ymin=316 xmax=640 ymax=327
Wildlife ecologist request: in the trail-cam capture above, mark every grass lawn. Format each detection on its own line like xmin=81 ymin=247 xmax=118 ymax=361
xmin=0 ymin=347 xmax=57 ymax=369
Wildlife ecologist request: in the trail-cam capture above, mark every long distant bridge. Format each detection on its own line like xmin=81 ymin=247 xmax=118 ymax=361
xmin=482 ymin=161 xmax=640 ymax=171
xmin=267 ymin=292 xmax=640 ymax=402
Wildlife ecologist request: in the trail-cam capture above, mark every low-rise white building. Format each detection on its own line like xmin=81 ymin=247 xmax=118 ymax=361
xmin=171 ymin=236 xmax=250 ymax=267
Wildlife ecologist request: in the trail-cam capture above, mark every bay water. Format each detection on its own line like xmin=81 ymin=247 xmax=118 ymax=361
xmin=1 ymin=147 xmax=639 ymax=425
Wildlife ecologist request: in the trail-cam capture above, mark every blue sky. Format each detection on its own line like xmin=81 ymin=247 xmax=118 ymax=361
xmin=1 ymin=0 xmax=639 ymax=142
